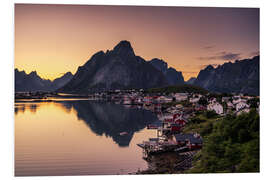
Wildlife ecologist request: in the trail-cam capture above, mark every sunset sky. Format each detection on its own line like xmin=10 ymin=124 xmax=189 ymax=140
xmin=15 ymin=4 xmax=259 ymax=81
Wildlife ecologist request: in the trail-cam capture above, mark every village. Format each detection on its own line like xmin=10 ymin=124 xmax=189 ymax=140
xmin=15 ymin=88 xmax=260 ymax=173
xmin=95 ymin=89 xmax=259 ymax=173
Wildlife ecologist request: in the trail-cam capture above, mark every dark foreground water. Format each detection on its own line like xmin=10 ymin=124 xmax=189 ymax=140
xmin=15 ymin=100 xmax=158 ymax=176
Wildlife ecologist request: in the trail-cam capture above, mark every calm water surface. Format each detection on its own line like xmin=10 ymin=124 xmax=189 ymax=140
xmin=15 ymin=100 xmax=158 ymax=176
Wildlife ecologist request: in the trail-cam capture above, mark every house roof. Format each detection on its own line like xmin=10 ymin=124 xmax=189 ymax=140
xmin=174 ymin=133 xmax=203 ymax=144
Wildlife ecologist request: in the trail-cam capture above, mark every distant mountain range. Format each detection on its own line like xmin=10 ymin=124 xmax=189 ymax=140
xmin=15 ymin=40 xmax=260 ymax=95
xmin=15 ymin=69 xmax=73 ymax=92
xmin=192 ymin=56 xmax=259 ymax=95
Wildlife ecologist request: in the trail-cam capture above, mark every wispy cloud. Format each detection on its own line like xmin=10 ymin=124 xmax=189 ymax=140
xmin=202 ymin=45 xmax=215 ymax=50
xmin=198 ymin=51 xmax=241 ymax=61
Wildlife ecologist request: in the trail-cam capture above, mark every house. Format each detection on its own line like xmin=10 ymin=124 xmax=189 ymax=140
xmin=209 ymin=97 xmax=217 ymax=104
xmin=227 ymin=101 xmax=234 ymax=108
xmin=170 ymin=124 xmax=182 ymax=132
xmin=157 ymin=96 xmax=172 ymax=103
xmin=232 ymin=96 xmax=247 ymax=105
xmin=175 ymin=104 xmax=183 ymax=109
xmin=174 ymin=118 xmax=187 ymax=127
xmin=195 ymin=104 xmax=207 ymax=111
xmin=236 ymin=101 xmax=249 ymax=111
xmin=147 ymin=120 xmax=163 ymax=129
xmin=174 ymin=93 xmax=188 ymax=102
xmin=173 ymin=133 xmax=203 ymax=150
xmin=207 ymin=102 xmax=223 ymax=114
xmin=222 ymin=97 xmax=231 ymax=103
xmin=189 ymin=97 xmax=200 ymax=103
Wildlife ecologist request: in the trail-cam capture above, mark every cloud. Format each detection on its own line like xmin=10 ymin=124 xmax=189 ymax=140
xmin=197 ymin=51 xmax=241 ymax=61
xmin=218 ymin=51 xmax=241 ymax=60
xmin=202 ymin=45 xmax=215 ymax=50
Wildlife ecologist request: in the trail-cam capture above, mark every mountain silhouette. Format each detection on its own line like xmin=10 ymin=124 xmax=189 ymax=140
xmin=186 ymin=77 xmax=196 ymax=85
xmin=149 ymin=58 xmax=185 ymax=85
xmin=194 ymin=56 xmax=259 ymax=95
xmin=15 ymin=69 xmax=73 ymax=92
xmin=58 ymin=40 xmax=169 ymax=93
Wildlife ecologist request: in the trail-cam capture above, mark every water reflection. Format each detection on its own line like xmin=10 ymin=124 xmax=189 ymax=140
xmin=57 ymin=101 xmax=157 ymax=147
xmin=15 ymin=100 xmax=158 ymax=147
xmin=15 ymin=104 xmax=40 ymax=115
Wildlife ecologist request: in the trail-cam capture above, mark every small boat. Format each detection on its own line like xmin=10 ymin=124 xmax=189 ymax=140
xmin=119 ymin=132 xmax=128 ymax=136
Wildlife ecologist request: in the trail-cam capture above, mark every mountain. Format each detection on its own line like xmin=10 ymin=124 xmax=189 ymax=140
xmin=186 ymin=77 xmax=196 ymax=85
xmin=51 ymin=72 xmax=73 ymax=90
xmin=194 ymin=56 xmax=259 ymax=95
xmin=15 ymin=69 xmax=52 ymax=92
xmin=15 ymin=69 xmax=73 ymax=92
xmin=58 ymin=40 xmax=168 ymax=93
xmin=149 ymin=58 xmax=185 ymax=85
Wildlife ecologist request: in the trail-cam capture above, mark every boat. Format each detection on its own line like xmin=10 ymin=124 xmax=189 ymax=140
xmin=119 ymin=132 xmax=128 ymax=136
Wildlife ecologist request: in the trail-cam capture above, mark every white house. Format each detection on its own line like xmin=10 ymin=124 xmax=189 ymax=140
xmin=174 ymin=93 xmax=188 ymax=102
xmin=207 ymin=102 xmax=223 ymax=115
xmin=236 ymin=101 xmax=249 ymax=111
xmin=227 ymin=101 xmax=234 ymax=108
xmin=190 ymin=97 xmax=200 ymax=103
xmin=157 ymin=96 xmax=172 ymax=103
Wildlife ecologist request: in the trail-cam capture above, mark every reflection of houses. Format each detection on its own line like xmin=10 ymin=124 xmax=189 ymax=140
xmin=123 ymin=95 xmax=132 ymax=105
xmin=143 ymin=96 xmax=153 ymax=105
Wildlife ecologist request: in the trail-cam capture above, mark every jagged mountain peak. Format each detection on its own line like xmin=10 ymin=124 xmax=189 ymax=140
xmin=205 ymin=65 xmax=214 ymax=71
xmin=194 ymin=56 xmax=259 ymax=95
xmin=62 ymin=71 xmax=73 ymax=77
xmin=149 ymin=58 xmax=184 ymax=85
xmin=58 ymin=41 xmax=169 ymax=93
xmin=112 ymin=40 xmax=135 ymax=57
xmin=15 ymin=69 xmax=73 ymax=92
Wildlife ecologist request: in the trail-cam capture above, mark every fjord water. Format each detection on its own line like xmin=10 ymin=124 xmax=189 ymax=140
xmin=15 ymin=100 xmax=158 ymax=176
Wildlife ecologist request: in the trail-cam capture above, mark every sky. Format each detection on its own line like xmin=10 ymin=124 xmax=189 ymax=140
xmin=15 ymin=4 xmax=259 ymax=81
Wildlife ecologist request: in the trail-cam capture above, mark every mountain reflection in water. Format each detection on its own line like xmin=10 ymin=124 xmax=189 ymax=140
xmin=15 ymin=100 xmax=158 ymax=147
xmin=15 ymin=100 xmax=159 ymax=176
xmin=57 ymin=101 xmax=158 ymax=147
